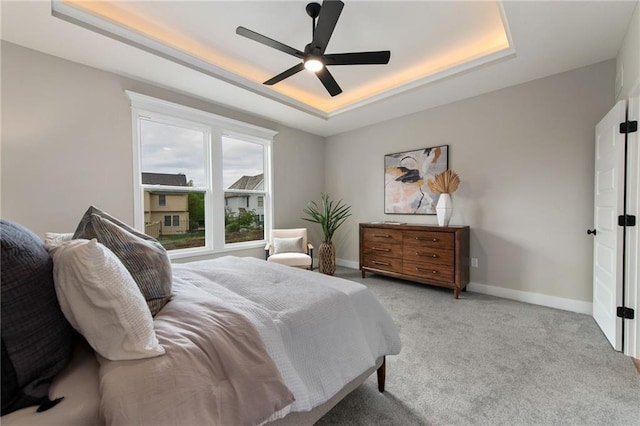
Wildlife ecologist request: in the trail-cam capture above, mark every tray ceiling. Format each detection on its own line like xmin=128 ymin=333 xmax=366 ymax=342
xmin=1 ymin=1 xmax=635 ymax=136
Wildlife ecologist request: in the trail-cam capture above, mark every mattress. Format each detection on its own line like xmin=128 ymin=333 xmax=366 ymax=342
xmin=1 ymin=341 xmax=101 ymax=426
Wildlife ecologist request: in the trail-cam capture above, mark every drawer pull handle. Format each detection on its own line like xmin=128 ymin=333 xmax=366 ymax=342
xmin=416 ymin=267 xmax=438 ymax=274
xmin=372 ymin=261 xmax=390 ymax=266
xmin=373 ymin=234 xmax=391 ymax=238
xmin=373 ymin=247 xmax=390 ymax=252
xmin=415 ymin=237 xmax=439 ymax=242
xmin=416 ymin=252 xmax=438 ymax=258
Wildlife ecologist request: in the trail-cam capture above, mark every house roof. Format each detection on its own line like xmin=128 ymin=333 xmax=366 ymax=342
xmin=142 ymin=172 xmax=188 ymax=186
xmin=228 ymin=174 xmax=264 ymax=191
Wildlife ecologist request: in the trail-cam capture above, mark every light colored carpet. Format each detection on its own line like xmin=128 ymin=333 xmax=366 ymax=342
xmin=315 ymin=267 xmax=640 ymax=425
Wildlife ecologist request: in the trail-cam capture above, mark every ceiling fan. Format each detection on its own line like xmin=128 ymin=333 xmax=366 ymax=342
xmin=236 ymin=0 xmax=391 ymax=97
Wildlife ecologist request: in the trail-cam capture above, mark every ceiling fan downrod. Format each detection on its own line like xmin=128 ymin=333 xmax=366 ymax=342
xmin=306 ymin=2 xmax=321 ymax=38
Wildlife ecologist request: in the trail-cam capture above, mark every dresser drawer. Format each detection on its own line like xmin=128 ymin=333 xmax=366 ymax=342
xmin=363 ymin=228 xmax=403 ymax=244
xmin=364 ymin=241 xmax=402 ymax=258
xmin=403 ymin=231 xmax=453 ymax=249
xmin=403 ymin=260 xmax=454 ymax=283
xmin=403 ymin=246 xmax=454 ymax=266
xmin=363 ymin=255 xmax=403 ymax=273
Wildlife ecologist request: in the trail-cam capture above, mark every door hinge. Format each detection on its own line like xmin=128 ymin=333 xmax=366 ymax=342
xmin=618 ymin=215 xmax=636 ymax=227
xmin=617 ymin=306 xmax=635 ymax=320
xmin=619 ymin=120 xmax=638 ymax=134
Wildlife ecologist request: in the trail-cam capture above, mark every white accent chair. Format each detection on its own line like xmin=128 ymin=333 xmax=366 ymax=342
xmin=265 ymin=228 xmax=314 ymax=270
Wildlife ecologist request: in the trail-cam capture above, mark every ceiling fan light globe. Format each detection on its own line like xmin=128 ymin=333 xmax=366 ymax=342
xmin=304 ymin=58 xmax=324 ymax=72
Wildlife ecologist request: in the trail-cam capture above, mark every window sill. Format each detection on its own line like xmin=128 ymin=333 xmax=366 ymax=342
xmin=167 ymin=240 xmax=266 ymax=262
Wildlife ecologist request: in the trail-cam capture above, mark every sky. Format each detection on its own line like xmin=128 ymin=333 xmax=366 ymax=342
xmin=140 ymin=119 xmax=263 ymax=189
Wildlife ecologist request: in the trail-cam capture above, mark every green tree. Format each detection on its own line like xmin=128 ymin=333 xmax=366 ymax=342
xmin=237 ymin=209 xmax=257 ymax=228
xmin=186 ymin=180 xmax=205 ymax=231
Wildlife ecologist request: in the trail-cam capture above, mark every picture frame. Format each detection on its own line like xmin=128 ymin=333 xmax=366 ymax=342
xmin=384 ymin=145 xmax=449 ymax=214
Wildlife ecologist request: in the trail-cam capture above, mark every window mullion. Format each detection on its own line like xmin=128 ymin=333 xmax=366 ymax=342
xmin=264 ymin=140 xmax=273 ymax=241
xmin=210 ymin=128 xmax=224 ymax=251
xmin=132 ymin=108 xmax=144 ymax=231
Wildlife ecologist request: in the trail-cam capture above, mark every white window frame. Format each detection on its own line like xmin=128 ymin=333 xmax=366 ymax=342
xmin=127 ymin=91 xmax=276 ymax=260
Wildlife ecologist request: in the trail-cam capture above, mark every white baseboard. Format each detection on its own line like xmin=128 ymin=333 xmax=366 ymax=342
xmin=336 ymin=258 xmax=359 ymax=270
xmin=335 ymin=258 xmax=593 ymax=315
xmin=467 ymin=282 xmax=593 ymax=315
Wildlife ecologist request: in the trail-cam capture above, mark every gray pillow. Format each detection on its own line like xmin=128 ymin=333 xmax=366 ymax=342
xmin=1 ymin=220 xmax=74 ymax=415
xmin=273 ymin=237 xmax=304 ymax=254
xmin=73 ymin=206 xmax=172 ymax=316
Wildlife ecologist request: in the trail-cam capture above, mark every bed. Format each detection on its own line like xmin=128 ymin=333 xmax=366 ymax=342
xmin=1 ymin=211 xmax=401 ymax=425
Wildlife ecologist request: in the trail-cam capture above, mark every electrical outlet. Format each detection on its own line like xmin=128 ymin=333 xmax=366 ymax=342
xmin=471 ymin=258 xmax=478 ymax=268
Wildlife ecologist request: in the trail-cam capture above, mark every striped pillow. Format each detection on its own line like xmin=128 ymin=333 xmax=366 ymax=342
xmin=73 ymin=206 xmax=171 ymax=316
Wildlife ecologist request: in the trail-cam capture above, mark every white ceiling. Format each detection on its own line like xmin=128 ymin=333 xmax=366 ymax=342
xmin=0 ymin=1 xmax=636 ymax=137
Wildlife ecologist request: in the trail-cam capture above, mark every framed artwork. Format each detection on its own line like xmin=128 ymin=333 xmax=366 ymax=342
xmin=384 ymin=145 xmax=448 ymax=214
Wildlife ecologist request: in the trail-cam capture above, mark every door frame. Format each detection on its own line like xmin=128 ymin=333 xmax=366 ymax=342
xmin=624 ymin=85 xmax=639 ymax=359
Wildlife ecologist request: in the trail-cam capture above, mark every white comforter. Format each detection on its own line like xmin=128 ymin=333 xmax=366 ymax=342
xmin=171 ymin=256 xmax=402 ymax=415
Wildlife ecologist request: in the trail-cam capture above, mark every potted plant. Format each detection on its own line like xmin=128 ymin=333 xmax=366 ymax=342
xmin=427 ymin=169 xmax=460 ymax=227
xmin=302 ymin=193 xmax=352 ymax=275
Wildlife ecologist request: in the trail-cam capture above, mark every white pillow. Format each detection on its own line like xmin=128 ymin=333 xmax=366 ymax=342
xmin=51 ymin=239 xmax=165 ymax=361
xmin=273 ymin=236 xmax=304 ymax=254
xmin=44 ymin=232 xmax=74 ymax=251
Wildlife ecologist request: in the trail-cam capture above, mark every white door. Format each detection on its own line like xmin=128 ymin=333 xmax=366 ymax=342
xmin=592 ymin=100 xmax=626 ymax=350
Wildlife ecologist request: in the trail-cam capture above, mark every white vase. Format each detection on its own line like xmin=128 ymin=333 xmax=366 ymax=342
xmin=436 ymin=193 xmax=453 ymax=227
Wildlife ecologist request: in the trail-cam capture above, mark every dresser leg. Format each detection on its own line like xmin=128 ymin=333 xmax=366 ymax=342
xmin=361 ymin=269 xmax=366 ymax=279
xmin=454 ymin=289 xmax=459 ymax=299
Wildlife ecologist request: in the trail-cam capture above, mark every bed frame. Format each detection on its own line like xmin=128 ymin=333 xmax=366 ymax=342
xmin=269 ymin=357 xmax=386 ymax=425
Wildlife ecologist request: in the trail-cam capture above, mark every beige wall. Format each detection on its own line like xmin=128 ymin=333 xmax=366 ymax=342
xmin=616 ymin=1 xmax=640 ymax=100
xmin=0 ymin=41 xmax=325 ymax=256
xmin=0 ymin=41 xmax=619 ymax=304
xmin=325 ymin=60 xmax=615 ymax=304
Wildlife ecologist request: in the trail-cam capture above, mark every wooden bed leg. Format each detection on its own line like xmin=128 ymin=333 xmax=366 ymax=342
xmin=377 ymin=356 xmax=386 ymax=392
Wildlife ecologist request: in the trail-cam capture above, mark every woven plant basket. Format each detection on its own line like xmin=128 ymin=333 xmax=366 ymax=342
xmin=318 ymin=242 xmax=336 ymax=275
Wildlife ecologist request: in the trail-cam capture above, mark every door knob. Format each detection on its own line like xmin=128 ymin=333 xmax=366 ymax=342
xmin=587 ymin=229 xmax=597 ymax=236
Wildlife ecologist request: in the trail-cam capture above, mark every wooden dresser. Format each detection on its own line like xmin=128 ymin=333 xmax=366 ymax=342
xmin=359 ymin=223 xmax=470 ymax=298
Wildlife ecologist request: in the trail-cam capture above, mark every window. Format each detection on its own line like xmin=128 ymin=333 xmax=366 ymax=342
xmin=129 ymin=91 xmax=275 ymax=258
xmin=222 ymin=136 xmax=267 ymax=244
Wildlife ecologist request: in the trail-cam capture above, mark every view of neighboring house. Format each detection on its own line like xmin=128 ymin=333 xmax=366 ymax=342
xmin=142 ymin=172 xmax=190 ymax=237
xmin=225 ymin=174 xmax=265 ymax=226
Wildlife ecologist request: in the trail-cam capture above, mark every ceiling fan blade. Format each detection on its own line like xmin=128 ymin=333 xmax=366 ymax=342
xmin=311 ymin=0 xmax=344 ymax=54
xmin=263 ymin=63 xmax=305 ymax=85
xmin=324 ymin=51 xmax=391 ymax=66
xmin=236 ymin=26 xmax=304 ymax=59
xmin=316 ymin=67 xmax=342 ymax=97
